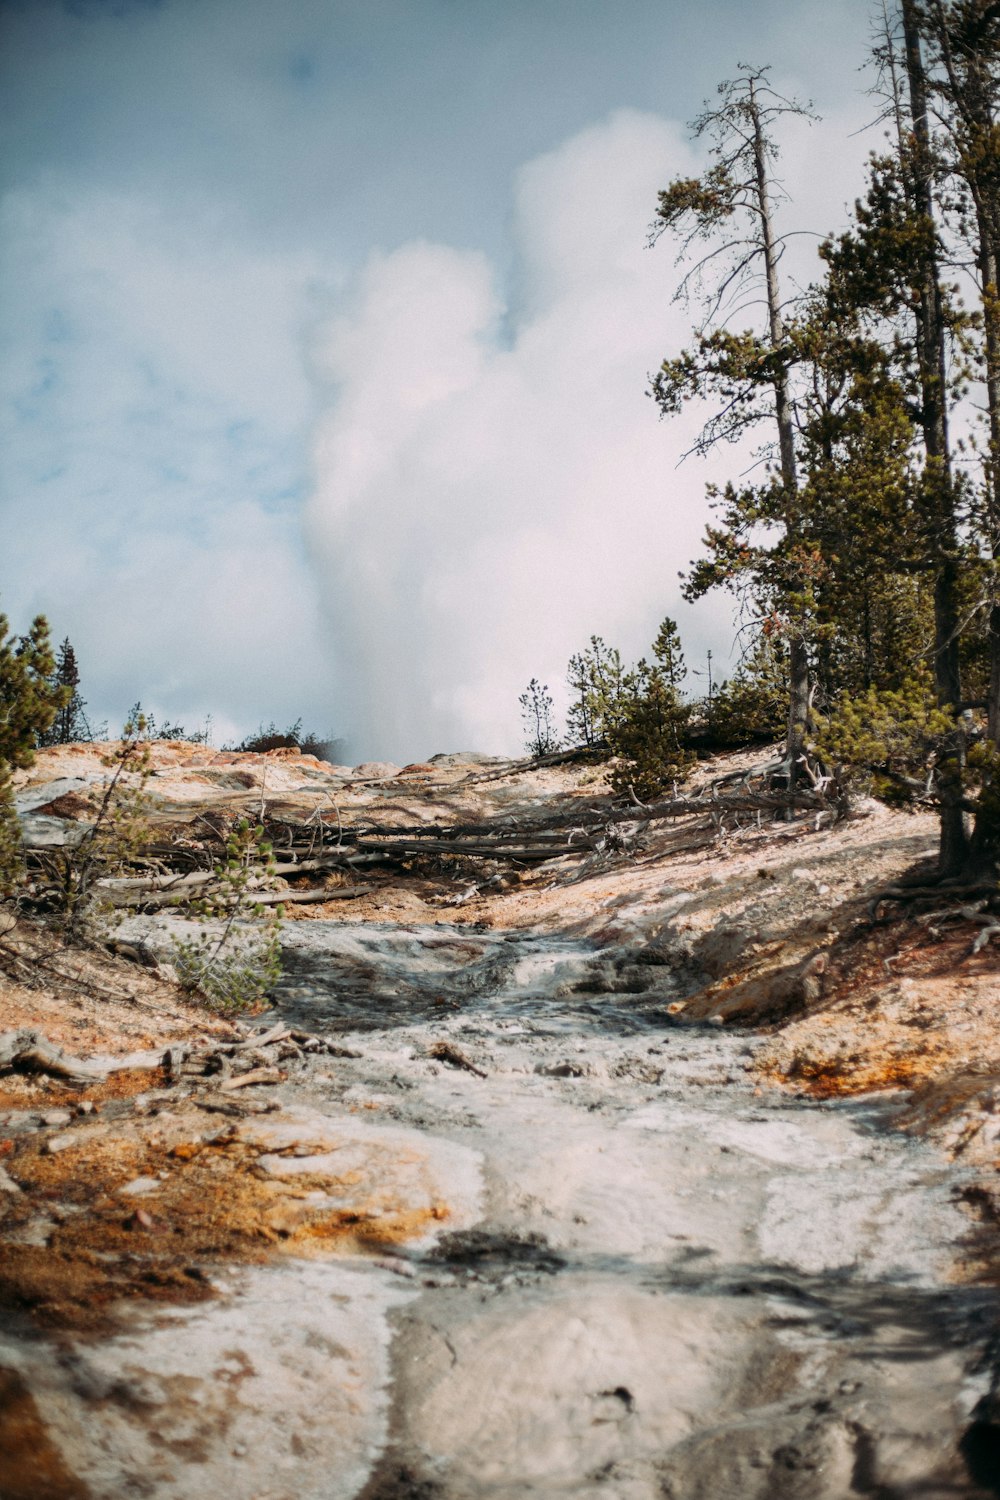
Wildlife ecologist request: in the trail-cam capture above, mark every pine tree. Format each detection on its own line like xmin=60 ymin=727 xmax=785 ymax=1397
xmin=651 ymin=67 xmax=818 ymax=789
xmin=564 ymin=637 xmax=630 ymax=747
xmin=820 ymin=5 xmax=974 ymax=871
xmin=918 ymin=0 xmax=1000 ymax=868
xmin=42 ymin=637 xmax=91 ymax=745
xmin=711 ymin=630 xmax=790 ymax=744
xmin=605 ymin=619 xmax=694 ymax=800
xmin=652 ymin=616 xmax=686 ymax=692
xmin=519 ymin=679 xmax=560 ymax=758
xmin=0 ymin=609 xmax=67 ymax=893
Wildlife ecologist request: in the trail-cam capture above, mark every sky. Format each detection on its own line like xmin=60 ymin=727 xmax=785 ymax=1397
xmin=1 ymin=0 xmax=879 ymax=760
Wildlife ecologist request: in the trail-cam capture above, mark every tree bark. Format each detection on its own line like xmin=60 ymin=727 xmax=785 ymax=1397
xmin=748 ymin=75 xmax=811 ymax=792
xmin=928 ymin=0 xmax=1000 ymax=872
xmin=901 ymin=0 xmax=970 ymax=874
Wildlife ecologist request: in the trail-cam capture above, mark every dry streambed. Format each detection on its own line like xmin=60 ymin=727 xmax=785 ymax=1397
xmin=1 ymin=916 xmax=999 ymax=1499
xmin=4 ymin=746 xmax=1000 ymax=1497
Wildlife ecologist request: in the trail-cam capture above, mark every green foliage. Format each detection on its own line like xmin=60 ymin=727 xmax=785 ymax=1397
xmin=813 ymin=671 xmax=954 ymax=804
xmin=46 ymin=712 xmax=155 ymax=937
xmin=171 ymin=818 xmax=282 ymax=1015
xmin=0 ymin=767 xmax=23 ymax=899
xmin=40 ymin=637 xmax=93 ymax=746
xmin=0 ymin=607 xmax=68 ymax=896
xmin=651 ymin=616 xmax=686 ymax=691
xmin=565 ymin=637 xmax=630 ymax=748
xmin=519 ymin=679 xmax=560 ymax=758
xmin=606 ymin=665 xmax=694 ymax=802
xmin=0 ymin=610 xmax=66 ymax=769
xmin=125 ymin=701 xmax=211 ymax=744
xmin=710 ymin=633 xmax=790 ymax=744
xmin=230 ymin=719 xmax=341 ymax=759
xmin=603 ymin=620 xmax=694 ymax=801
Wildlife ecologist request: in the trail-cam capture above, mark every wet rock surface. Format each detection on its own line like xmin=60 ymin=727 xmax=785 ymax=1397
xmin=3 ymin=743 xmax=1000 ymax=1496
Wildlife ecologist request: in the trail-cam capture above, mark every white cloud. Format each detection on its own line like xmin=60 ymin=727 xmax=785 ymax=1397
xmin=0 ymin=179 xmax=340 ymax=738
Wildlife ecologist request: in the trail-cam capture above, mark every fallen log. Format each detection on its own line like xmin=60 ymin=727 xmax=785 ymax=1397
xmin=350 ymin=837 xmax=588 ymax=862
xmin=0 ymin=1029 xmax=108 ymax=1085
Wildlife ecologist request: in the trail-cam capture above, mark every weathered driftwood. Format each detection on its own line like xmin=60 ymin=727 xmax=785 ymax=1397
xmin=0 ymin=1029 xmax=108 ymax=1084
xmin=220 ymin=1066 xmax=284 ymax=1091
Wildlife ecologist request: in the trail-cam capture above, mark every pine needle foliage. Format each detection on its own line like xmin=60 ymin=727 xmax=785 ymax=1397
xmin=565 ymin=637 xmax=631 ymax=748
xmin=814 ymin=671 xmax=954 ymax=805
xmin=605 ymin=619 xmax=695 ymax=801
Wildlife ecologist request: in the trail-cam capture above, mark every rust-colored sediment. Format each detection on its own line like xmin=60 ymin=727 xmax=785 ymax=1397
xmin=1 ymin=1114 xmax=450 ymax=1330
xmin=0 ymin=1368 xmax=91 ymax=1500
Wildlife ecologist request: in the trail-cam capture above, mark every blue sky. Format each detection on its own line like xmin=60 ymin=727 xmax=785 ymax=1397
xmin=1 ymin=0 xmax=876 ymax=757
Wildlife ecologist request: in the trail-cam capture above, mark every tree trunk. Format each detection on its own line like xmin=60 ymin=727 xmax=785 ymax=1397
xmin=927 ymin=4 xmax=1000 ymax=753
xmin=748 ymin=76 xmax=811 ymax=790
xmin=901 ymin=0 xmax=970 ymax=874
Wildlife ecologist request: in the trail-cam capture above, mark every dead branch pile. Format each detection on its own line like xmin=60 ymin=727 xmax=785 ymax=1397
xmin=0 ymin=1020 xmax=358 ymax=1094
xmin=19 ymin=752 xmax=847 ymax=915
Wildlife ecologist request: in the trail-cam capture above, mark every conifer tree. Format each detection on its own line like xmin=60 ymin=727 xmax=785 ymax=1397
xmin=918 ymin=0 xmax=1000 ymax=867
xmin=519 ymin=679 xmax=560 ymax=758
xmin=0 ymin=609 xmax=67 ymax=893
xmin=711 ymin=630 xmax=790 ymax=744
xmin=820 ymin=4 xmax=973 ymax=871
xmin=565 ymin=637 xmax=630 ymax=747
xmin=42 ymin=637 xmax=91 ymax=745
xmin=605 ymin=620 xmax=694 ymax=800
xmin=651 ymin=67 xmax=817 ymax=789
xmin=652 ymin=616 xmax=686 ymax=692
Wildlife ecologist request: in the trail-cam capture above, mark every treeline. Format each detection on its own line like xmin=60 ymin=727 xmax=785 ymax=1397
xmin=0 ymin=617 xmax=339 ymax=758
xmin=520 ymin=619 xmax=791 ymax=801
xmin=525 ymin=3 xmax=1000 ymax=878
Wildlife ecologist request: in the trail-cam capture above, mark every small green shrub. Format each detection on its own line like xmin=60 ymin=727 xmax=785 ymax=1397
xmin=171 ymin=818 xmax=283 ymax=1015
xmin=40 ymin=713 xmax=155 ymax=936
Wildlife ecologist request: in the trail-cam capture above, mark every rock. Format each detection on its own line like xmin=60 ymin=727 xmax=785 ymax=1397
xmin=44 ymin=1121 xmax=112 ymax=1155
xmin=0 ymin=1164 xmax=21 ymax=1193
xmin=351 ymin=762 xmax=401 ymax=779
xmin=119 ymin=1177 xmax=162 ymax=1197
xmin=16 ymin=813 xmax=91 ymax=848
xmin=40 ymin=1110 xmax=72 ymax=1127
xmin=14 ymin=777 xmax=97 ymax=814
xmin=46 ymin=1132 xmax=80 ymax=1154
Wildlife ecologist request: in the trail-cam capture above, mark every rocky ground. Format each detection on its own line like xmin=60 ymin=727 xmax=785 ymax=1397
xmin=2 ymin=741 xmax=1000 ymax=1498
